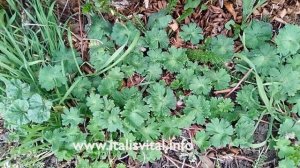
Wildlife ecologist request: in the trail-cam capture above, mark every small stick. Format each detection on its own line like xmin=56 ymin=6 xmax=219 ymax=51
xmin=163 ymin=154 xmax=195 ymax=168
xmin=234 ymin=44 xmax=244 ymax=52
xmin=233 ymin=155 xmax=254 ymax=163
xmin=225 ymin=68 xmax=253 ymax=98
xmin=163 ymin=154 xmax=180 ymax=168
xmin=77 ymin=0 xmax=84 ymax=60
xmin=214 ymin=88 xmax=237 ymax=95
xmin=59 ymin=0 xmax=69 ymax=20
xmin=273 ymin=17 xmax=287 ymax=24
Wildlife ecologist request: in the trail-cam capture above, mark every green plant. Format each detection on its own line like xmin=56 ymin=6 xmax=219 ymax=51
xmin=85 ymin=0 xmax=113 ymax=14
xmin=179 ymin=23 xmax=204 ymax=44
xmin=275 ymin=24 xmax=300 ymax=55
xmin=206 ymin=118 xmax=234 ymax=147
xmin=147 ymin=11 xmax=172 ymax=30
xmin=275 ymin=118 xmax=300 ymax=167
xmin=0 ymin=79 xmax=52 ymax=127
xmin=243 ymin=20 xmax=272 ymax=49
xmin=242 ymin=0 xmax=267 ymax=22
xmin=186 ymin=49 xmax=226 ymax=64
xmin=166 ymin=0 xmax=178 ymax=13
xmin=208 ymin=35 xmax=234 ymax=59
xmin=184 ymin=0 xmax=201 ymax=10
xmin=0 ymin=0 xmax=84 ymax=99
xmin=177 ymin=0 xmax=202 ymax=22
xmin=2 ymin=1 xmax=300 ymax=167
xmin=38 ymin=65 xmax=67 ymax=91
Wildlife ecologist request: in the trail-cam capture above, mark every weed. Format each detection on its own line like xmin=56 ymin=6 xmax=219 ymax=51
xmin=1 ymin=0 xmax=300 ymax=167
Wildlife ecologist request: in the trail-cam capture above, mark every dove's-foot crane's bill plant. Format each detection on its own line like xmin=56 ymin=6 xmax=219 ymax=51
xmin=1 ymin=0 xmax=300 ymax=167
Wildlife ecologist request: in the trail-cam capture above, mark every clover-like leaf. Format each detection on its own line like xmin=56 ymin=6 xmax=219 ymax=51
xmin=122 ymin=100 xmax=150 ymax=130
xmin=189 ymin=76 xmax=212 ymax=95
xmin=244 ymin=20 xmax=272 ymax=49
xmin=288 ymin=97 xmax=300 ymax=116
xmin=209 ymin=35 xmax=234 ymax=59
xmin=180 ymin=23 xmax=203 ymax=44
xmin=278 ymin=118 xmax=300 ymax=140
xmin=124 ymin=51 xmax=149 ymax=74
xmin=52 ymin=45 xmax=82 ymax=74
xmin=278 ymin=159 xmax=296 ymax=168
xmin=38 ymin=65 xmax=67 ymax=91
xmin=184 ymin=95 xmax=210 ymax=124
xmin=205 ymin=68 xmax=231 ymax=90
xmin=98 ymin=67 xmax=124 ymax=96
xmin=206 ymin=118 xmax=234 ymax=147
xmin=86 ymin=118 xmax=105 ymax=141
xmin=147 ymin=49 xmax=166 ymax=64
xmin=27 ymin=94 xmax=52 ymax=123
xmin=145 ymin=63 xmax=162 ymax=80
xmin=71 ymin=77 xmax=92 ymax=99
xmin=275 ymin=138 xmax=295 ymax=159
xmin=194 ymin=131 xmax=210 ymax=151
xmin=111 ymin=21 xmax=139 ymax=46
xmin=4 ymin=79 xmax=31 ymax=100
xmin=139 ymin=119 xmax=160 ymax=141
xmin=86 ymin=93 xmax=104 ymax=112
xmin=5 ymin=99 xmax=30 ymax=126
xmin=159 ymin=117 xmax=182 ymax=138
xmin=269 ymin=66 xmax=300 ymax=96
xmin=233 ymin=116 xmax=255 ymax=147
xmin=147 ymin=12 xmax=172 ymax=30
xmin=95 ymin=107 xmax=123 ymax=132
xmin=144 ymin=28 xmax=169 ymax=49
xmin=236 ymin=85 xmax=260 ymax=111
xmin=210 ymin=97 xmax=235 ymax=120
xmin=175 ymin=68 xmax=195 ymax=89
xmin=163 ymin=46 xmax=188 ymax=72
xmin=44 ymin=127 xmax=86 ymax=161
xmin=112 ymin=87 xmax=142 ymax=106
xmin=89 ymin=46 xmax=110 ymax=71
xmin=61 ymin=107 xmax=84 ymax=127
xmin=88 ymin=16 xmax=112 ymax=40
xmin=247 ymin=44 xmax=280 ymax=76
xmin=145 ymin=83 xmax=176 ymax=116
xmin=275 ymin=24 xmax=300 ymax=55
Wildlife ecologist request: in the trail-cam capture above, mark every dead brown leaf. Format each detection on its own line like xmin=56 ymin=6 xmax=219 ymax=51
xmin=224 ymin=1 xmax=237 ymax=20
xmin=279 ymin=8 xmax=287 ymax=18
xmin=199 ymin=156 xmax=214 ymax=168
xmin=126 ymin=74 xmax=144 ymax=87
xmin=169 ymin=20 xmax=179 ymax=31
xmin=229 ymin=147 xmax=240 ymax=155
xmin=273 ymin=16 xmax=287 ymax=24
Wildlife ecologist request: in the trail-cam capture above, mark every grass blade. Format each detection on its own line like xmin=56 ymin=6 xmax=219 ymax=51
xmin=98 ymin=32 xmax=140 ymax=75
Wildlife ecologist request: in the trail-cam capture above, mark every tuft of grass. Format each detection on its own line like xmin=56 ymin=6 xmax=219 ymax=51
xmin=0 ymin=1 xmax=74 ymax=165
xmin=0 ymin=0 xmax=69 ymax=93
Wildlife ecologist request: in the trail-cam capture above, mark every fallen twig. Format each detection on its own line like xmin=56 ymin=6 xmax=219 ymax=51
xmin=163 ymin=154 xmax=180 ymax=168
xmin=225 ymin=68 xmax=253 ymax=98
xmin=163 ymin=154 xmax=195 ymax=168
xmin=59 ymin=0 xmax=69 ymax=20
xmin=233 ymin=155 xmax=254 ymax=163
xmin=77 ymin=0 xmax=84 ymax=60
xmin=214 ymin=88 xmax=238 ymax=95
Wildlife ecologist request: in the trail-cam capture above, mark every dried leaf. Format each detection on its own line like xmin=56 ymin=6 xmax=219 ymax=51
xmin=279 ymin=8 xmax=287 ymax=18
xmin=169 ymin=20 xmax=179 ymax=31
xmin=199 ymin=156 xmax=214 ymax=168
xmin=224 ymin=1 xmax=237 ymax=20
